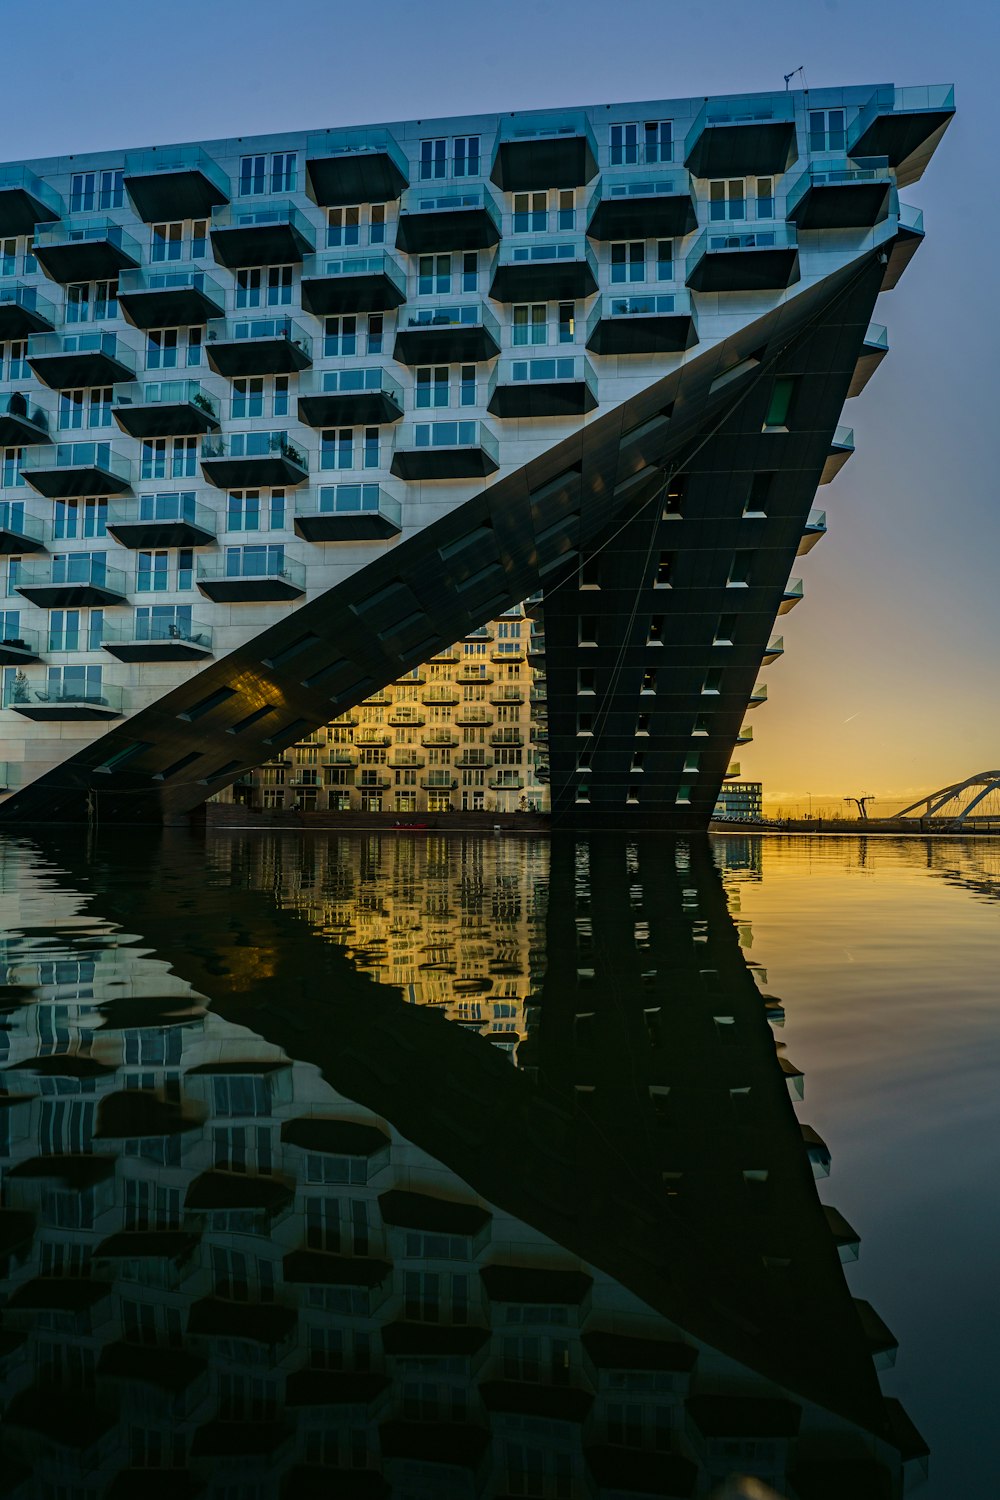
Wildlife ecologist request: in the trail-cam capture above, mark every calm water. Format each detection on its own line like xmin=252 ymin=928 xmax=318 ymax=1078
xmin=0 ymin=829 xmax=995 ymax=1497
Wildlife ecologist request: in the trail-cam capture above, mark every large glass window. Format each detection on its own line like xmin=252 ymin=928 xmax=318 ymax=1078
xmin=419 ymin=138 xmax=447 ymax=180
xmin=327 ymin=207 xmax=360 ymax=247
xmin=512 ymin=304 xmax=547 ymax=346
xmin=415 ymin=367 xmax=449 ymax=409
xmin=418 ymin=255 xmax=451 ymax=295
xmin=227 ymin=490 xmax=261 ymax=532
xmin=709 ymin=179 xmax=746 ymax=222
xmin=324 ymin=316 xmax=356 ymax=357
xmin=136 ymin=550 xmax=170 ymax=592
xmin=320 ymin=429 xmax=355 ymax=470
xmin=453 ymin=136 xmax=480 ymax=177
xmin=611 ymin=242 xmax=645 ymax=283
xmin=808 ymin=108 xmax=846 ymax=153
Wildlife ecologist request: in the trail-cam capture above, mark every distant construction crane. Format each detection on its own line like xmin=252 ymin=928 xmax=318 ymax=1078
xmin=844 ymin=795 xmax=876 ymax=819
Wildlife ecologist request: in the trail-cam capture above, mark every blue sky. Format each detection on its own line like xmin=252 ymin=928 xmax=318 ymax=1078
xmin=3 ymin=0 xmax=995 ymax=809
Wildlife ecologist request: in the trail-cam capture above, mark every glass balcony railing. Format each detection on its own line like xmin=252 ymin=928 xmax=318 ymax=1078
xmin=0 ymin=163 xmax=63 ymax=217
xmin=487 ymin=354 xmax=596 ymax=401
xmin=108 ymin=491 xmax=214 ymax=530
xmin=21 ymin=442 xmax=132 ymax=484
xmin=0 ymin=392 xmax=49 ymax=432
xmin=117 ymin=265 xmax=226 ymax=302
xmin=301 ymin=250 xmax=406 ymax=298
xmin=403 ymin=186 xmax=501 ymax=233
xmin=33 ymin=216 xmax=141 ymax=260
xmin=3 ymin=677 xmax=124 ymax=713
xmin=298 ymin=366 xmax=403 ymax=406
xmin=899 ymin=203 xmax=925 ymax=234
xmin=783 ymin=578 xmax=804 ymax=602
xmin=0 ymin=284 xmax=56 ymax=326
xmin=27 ymin=329 xmax=135 ymax=364
xmin=864 ymin=322 xmax=889 ymax=351
xmin=495 ymin=232 xmax=598 ymax=274
xmin=806 ymin=508 xmax=827 ymax=531
xmin=16 ymin=555 xmax=126 ymax=593
xmin=686 ymin=92 xmax=794 ymax=156
xmin=832 ymin=424 xmax=854 ymax=451
xmin=114 ymin=379 xmax=219 ymax=420
xmin=0 ymin=501 xmax=45 ymax=544
xmin=496 ymin=109 xmax=597 ymax=150
xmin=210 ymin=201 xmax=313 ymax=237
xmin=696 ymin=222 xmax=799 ymax=256
xmin=395 ymin=420 xmax=499 ymax=462
xmin=206 ymin=316 xmax=312 ymax=357
xmin=585 ymin=289 xmax=692 ymax=340
xmin=305 ymin=127 xmax=409 ymax=183
xmin=301 ymin=484 xmax=401 ymax=526
xmin=0 ymin=622 xmax=40 ymax=655
xmin=197 ymin=549 xmax=306 ymax=587
xmin=202 ymin=431 xmax=308 ymax=469
xmin=848 ymin=85 xmax=955 ymax=152
xmin=124 ymin=145 xmax=230 ymax=200
xmin=589 ymin=169 xmax=691 ymax=209
xmin=399 ymin=301 xmax=500 ymax=342
xmin=785 ymin=157 xmax=894 ymax=219
xmin=101 ymin=612 xmax=213 ymax=651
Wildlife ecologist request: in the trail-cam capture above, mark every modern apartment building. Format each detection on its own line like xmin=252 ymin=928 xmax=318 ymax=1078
xmin=714 ymin=779 xmax=763 ymax=821
xmin=0 ymin=84 xmax=953 ymax=825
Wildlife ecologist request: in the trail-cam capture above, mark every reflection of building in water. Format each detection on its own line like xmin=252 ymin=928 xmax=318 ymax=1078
xmin=0 ymin=835 xmax=926 ymax=1498
xmin=221 ymin=602 xmax=549 ymax=817
xmin=215 ymin=832 xmax=549 ymax=1057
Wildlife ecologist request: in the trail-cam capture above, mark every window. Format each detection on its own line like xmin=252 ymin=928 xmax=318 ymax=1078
xmin=579 ymin=554 xmax=600 ymax=589
xmin=418 ymin=254 xmax=451 ymax=295
xmin=578 ymin=615 xmax=597 ymax=646
xmin=232 ymin=376 xmax=265 ymax=419
xmin=647 ymin=615 xmax=664 ymax=644
xmin=227 ymin=490 xmax=261 ymax=532
xmin=703 ymin=669 xmax=723 ymax=694
xmin=70 ymin=168 xmax=123 ymax=212
xmin=53 ymin=499 xmax=107 ymax=540
xmin=324 ymin=315 xmax=356 ymax=357
xmin=47 ymin=608 xmax=103 ymax=651
xmin=763 ymin=378 xmax=794 ymax=430
xmin=654 ymin=551 xmax=674 ymax=587
xmin=640 ymin=668 xmax=657 ymax=695
xmin=512 ymin=304 xmax=547 ymax=347
xmin=454 ymin=135 xmax=480 ymax=176
xmin=663 ymin=472 xmax=686 ymax=516
xmin=419 ymin=138 xmax=447 ymax=180
xmin=558 ymin=302 xmax=575 ymax=344
xmin=320 ymin=428 xmax=354 ymax=469
xmin=809 ymin=108 xmax=846 ymax=153
xmin=611 ymin=242 xmax=645 ymax=283
xmin=327 ymin=206 xmax=360 ymax=247
xmin=513 ymin=191 xmax=547 ymax=233
xmin=239 ymin=152 xmax=296 ymax=194
xmin=709 ymin=179 xmax=746 ymax=222
xmin=714 ymin=613 xmax=737 ymax=645
xmin=136 ymin=550 xmax=169 ymax=592
xmin=656 ymin=239 xmax=674 ymax=281
xmin=577 ymin=668 xmax=595 ymax=696
xmin=727 ymin=551 xmax=754 ymax=587
xmin=610 ymin=119 xmax=673 ymax=165
xmin=150 ymin=222 xmax=183 ymax=261
xmin=266 ymin=265 xmax=293 ymax=305
xmin=146 ymin=328 xmax=179 ymax=369
xmin=66 ymin=280 xmax=117 ymax=323
xmin=462 ymin=250 xmax=478 ymax=292
xmin=370 ymin=204 xmax=386 ymax=244
xmin=755 ymin=176 xmax=775 ymax=218
xmin=416 ymin=366 xmax=449 ymax=408
xmin=744 ymin=472 xmax=773 ymax=516
xmin=459 ymin=364 xmax=476 ymax=406
xmin=1 ymin=447 xmax=24 ymax=486
xmin=367 ymin=313 xmax=384 ymax=355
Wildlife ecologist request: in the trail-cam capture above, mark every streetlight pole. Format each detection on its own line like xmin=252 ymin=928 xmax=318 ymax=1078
xmin=807 ymin=791 xmax=812 ymax=818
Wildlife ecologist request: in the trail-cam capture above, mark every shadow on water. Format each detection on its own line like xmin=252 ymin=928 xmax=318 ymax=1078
xmin=0 ymin=827 xmax=926 ymax=1499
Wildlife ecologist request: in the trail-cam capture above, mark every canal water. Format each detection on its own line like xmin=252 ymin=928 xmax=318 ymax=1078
xmin=0 ymin=830 xmax=994 ymax=1497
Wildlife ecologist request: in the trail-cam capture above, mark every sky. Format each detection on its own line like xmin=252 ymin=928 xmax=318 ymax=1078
xmin=1 ymin=0 xmax=994 ymax=815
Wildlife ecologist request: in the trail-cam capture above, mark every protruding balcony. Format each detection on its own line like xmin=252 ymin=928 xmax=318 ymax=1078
xmin=820 ymin=425 xmax=854 ymax=484
xmin=585 ymin=290 xmax=696 ymax=355
xmin=27 ymin=330 xmax=136 ymax=390
xmin=33 ymin=218 xmax=140 ymax=283
xmin=0 ymin=165 xmax=62 ymax=236
xmin=209 ymin=202 xmax=314 ymax=268
xmin=294 ymin=483 xmax=401 ymax=542
xmin=0 ymin=501 xmax=46 ymax=555
xmin=0 ymin=392 xmax=51 ymax=448
xmin=0 ymin=285 xmax=56 ymax=339
xmin=117 ymin=267 xmax=225 ymax=330
xmin=197 ymin=548 xmax=305 ymax=603
xmin=777 ymin=578 xmax=803 ymax=615
xmin=300 ymin=250 xmax=406 ymax=316
xmin=684 ymin=94 xmax=798 ymax=178
xmin=305 ymin=127 xmax=409 ymax=206
xmin=853 ymin=1298 xmax=898 ymax=1369
xmin=491 ymin=111 xmax=599 ymax=192
xmin=786 ymin=158 xmax=894 ymax=230
xmin=102 ymin=611 xmax=213 ymax=663
xmin=848 ymin=84 xmax=955 ymax=187
xmin=881 ymin=203 xmax=925 ymax=290
xmin=113 ymin=379 xmax=220 ymax=439
xmin=823 ymin=1204 xmax=861 ymax=1262
xmin=107 ymin=492 xmax=216 ymax=549
xmin=685 ymin=224 xmax=799 ymax=292
xmin=586 ymin=172 xmax=697 ymax=240
xmin=201 ymin=431 xmax=308 ymax=489
xmin=735 ymin=723 xmax=753 ymax=745
xmin=0 ymin=622 xmax=42 ymax=664
xmin=762 ymin=636 xmax=784 ymax=665
xmin=393 ymin=303 xmax=500 ymax=365
xmin=391 ymin=420 xmax=499 ymax=480
xmin=487 ymin=355 xmax=597 ymax=418
xmin=797 ymin=509 xmax=827 ymax=556
xmin=16 ymin=555 xmax=128 ymax=608
xmin=489 ymin=235 xmax=599 ymax=302
xmin=748 ymin=682 xmax=768 ymax=707
xmin=396 ymin=188 xmax=502 ymax=254
xmin=21 ymin=441 xmax=132 ymax=498
xmin=297 ymin=366 xmax=403 ymax=428
xmin=3 ymin=675 xmax=124 ymax=721
xmin=848 ymin=322 xmax=889 ymax=398
xmin=124 ymin=146 xmax=230 ymax=222
xmin=205 ymin=316 xmax=312 ymax=377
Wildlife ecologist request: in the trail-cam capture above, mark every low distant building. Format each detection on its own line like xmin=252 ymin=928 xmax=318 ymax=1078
xmin=714 ymin=781 xmax=763 ymax=821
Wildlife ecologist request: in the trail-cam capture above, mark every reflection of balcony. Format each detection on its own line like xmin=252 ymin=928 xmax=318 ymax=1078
xmin=684 ymin=94 xmax=797 ymax=178
xmin=117 ymin=267 xmax=225 ymax=330
xmin=778 ymin=578 xmax=803 ymax=615
xmin=107 ymin=492 xmax=216 ymax=549
xmin=490 ymin=775 xmax=524 ymax=791
xmin=124 ymin=145 xmax=230 ymax=221
xmin=786 ymin=158 xmax=893 ymax=230
xmin=393 ymin=303 xmax=501 ymax=365
xmin=820 ymin=426 xmax=854 ymax=484
xmin=586 ymin=172 xmax=697 ymax=239
xmin=113 ymin=379 xmax=220 ymax=439
xmin=0 ymin=501 xmax=46 ymax=555
xmin=422 ymin=773 xmax=458 ymax=791
xmin=197 ymin=548 xmax=306 ymax=603
xmin=391 ymin=420 xmax=499 ymax=480
xmin=491 ymin=111 xmax=598 ymax=192
xmin=0 ymin=284 xmax=56 ymax=338
xmin=0 ymin=392 xmax=51 ymax=448
xmin=27 ymin=330 xmax=136 ymax=390
xmin=294 ymin=484 xmax=402 ymax=542
xmin=847 ymin=84 xmax=955 ymax=187
xmin=455 ymin=708 xmax=493 ymax=726
xmin=21 ymin=441 xmax=132 ymax=498
xmin=489 ymin=235 xmax=598 ymax=302
xmin=300 ymin=250 xmax=406 ymax=315
xmin=206 ymin=316 xmax=312 ymax=377
xmin=797 ymin=509 xmax=827 ymax=556
xmin=0 ymin=164 xmax=62 ymax=236
xmin=305 ymin=128 xmax=409 ymax=206
xmin=201 ymin=431 xmax=309 ymax=489
xmin=487 ymin=355 xmax=597 ymax=418
xmin=685 ymin=225 xmax=799 ymax=293
xmin=586 ymin=290 xmax=696 ymax=355
xmin=396 ymin=188 xmax=502 ymax=254
xmin=102 ymin=612 xmax=213 ymax=663
xmin=209 ymin=201 xmax=314 ymax=268
xmin=33 ymin=217 xmax=141 ymax=283
xmin=17 ymin=555 xmax=127 ymax=608
xmin=298 ymin=367 xmax=403 ymax=428
xmin=4 ymin=678 xmax=124 ymax=721
xmin=847 ymin=323 xmax=889 ymax=399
